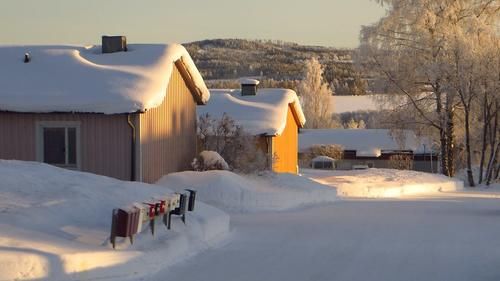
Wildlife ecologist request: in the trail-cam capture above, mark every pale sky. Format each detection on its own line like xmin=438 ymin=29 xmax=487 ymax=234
xmin=0 ymin=0 xmax=386 ymax=48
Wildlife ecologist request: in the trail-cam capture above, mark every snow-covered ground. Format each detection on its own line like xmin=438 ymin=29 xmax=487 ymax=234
xmin=157 ymin=170 xmax=338 ymax=212
xmin=147 ymin=196 xmax=500 ymax=281
xmin=3 ymin=160 xmax=497 ymax=281
xmin=0 ymin=161 xmax=338 ymax=280
xmin=303 ymin=168 xmax=463 ymax=198
xmin=0 ymin=160 xmax=229 ymax=281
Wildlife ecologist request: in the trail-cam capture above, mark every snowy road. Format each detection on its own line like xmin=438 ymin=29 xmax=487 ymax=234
xmin=145 ymin=196 xmax=500 ymax=281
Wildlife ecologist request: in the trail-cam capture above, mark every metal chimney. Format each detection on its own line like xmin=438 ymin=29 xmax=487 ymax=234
xmin=240 ymin=78 xmax=260 ymax=96
xmin=102 ymin=36 xmax=127 ymax=53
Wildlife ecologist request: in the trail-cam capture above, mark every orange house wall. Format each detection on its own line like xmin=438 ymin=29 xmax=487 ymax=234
xmin=272 ymin=105 xmax=299 ymax=174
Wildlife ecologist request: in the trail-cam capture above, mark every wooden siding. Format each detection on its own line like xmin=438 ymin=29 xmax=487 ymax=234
xmin=272 ymin=105 xmax=299 ymax=174
xmin=139 ymin=65 xmax=197 ymax=183
xmin=0 ymin=112 xmax=132 ymax=180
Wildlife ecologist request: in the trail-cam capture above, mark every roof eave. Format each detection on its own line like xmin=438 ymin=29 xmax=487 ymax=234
xmin=289 ymin=101 xmax=306 ymax=128
xmin=174 ymin=57 xmax=210 ymax=106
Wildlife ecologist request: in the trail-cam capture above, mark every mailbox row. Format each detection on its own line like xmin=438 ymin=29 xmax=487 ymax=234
xmin=110 ymin=189 xmax=197 ymax=249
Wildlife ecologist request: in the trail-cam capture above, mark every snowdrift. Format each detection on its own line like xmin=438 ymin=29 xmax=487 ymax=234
xmin=157 ymin=170 xmax=338 ymax=212
xmin=304 ymin=168 xmax=463 ymax=198
xmin=0 ymin=160 xmax=229 ymax=281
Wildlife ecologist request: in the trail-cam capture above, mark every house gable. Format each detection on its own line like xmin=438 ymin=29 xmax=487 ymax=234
xmin=138 ymin=64 xmax=198 ymax=183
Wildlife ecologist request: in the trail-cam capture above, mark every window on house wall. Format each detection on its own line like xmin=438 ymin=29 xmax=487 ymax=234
xmin=36 ymin=122 xmax=81 ymax=169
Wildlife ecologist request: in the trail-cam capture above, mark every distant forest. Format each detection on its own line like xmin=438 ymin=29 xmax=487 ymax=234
xmin=184 ymin=39 xmax=382 ymax=95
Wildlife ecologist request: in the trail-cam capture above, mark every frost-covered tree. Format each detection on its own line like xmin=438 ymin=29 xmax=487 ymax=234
xmin=358 ymin=0 xmax=499 ymax=184
xmin=345 ymin=118 xmax=367 ymax=129
xmin=345 ymin=118 xmax=359 ymax=129
xmin=328 ymin=64 xmax=368 ymax=96
xmin=476 ymin=37 xmax=500 ymax=185
xmin=297 ymin=57 xmax=335 ymax=128
xmin=358 ymin=119 xmax=367 ymax=129
xmin=197 ymin=113 xmax=269 ymax=173
xmin=443 ymin=20 xmax=500 ymax=186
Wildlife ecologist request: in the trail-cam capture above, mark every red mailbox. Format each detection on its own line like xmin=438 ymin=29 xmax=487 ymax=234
xmin=110 ymin=207 xmax=140 ymax=249
xmin=154 ymin=202 xmax=161 ymax=216
xmin=143 ymin=201 xmax=161 ymax=236
xmin=144 ymin=203 xmax=155 ymax=219
xmin=154 ymin=197 xmax=170 ymax=229
xmin=158 ymin=199 xmax=166 ymax=214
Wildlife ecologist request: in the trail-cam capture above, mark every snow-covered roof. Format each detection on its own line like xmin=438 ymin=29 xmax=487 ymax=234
xmin=0 ymin=44 xmax=210 ymax=114
xmin=312 ymin=156 xmax=335 ymax=162
xmin=299 ymin=129 xmax=431 ymax=157
xmin=239 ymin=78 xmax=260 ymax=85
xmin=198 ymin=88 xmax=306 ymax=136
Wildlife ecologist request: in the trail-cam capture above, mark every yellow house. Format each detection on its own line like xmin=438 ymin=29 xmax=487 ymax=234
xmin=198 ymin=79 xmax=305 ymax=174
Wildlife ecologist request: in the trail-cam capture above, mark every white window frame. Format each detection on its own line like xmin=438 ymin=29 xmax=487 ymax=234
xmin=36 ymin=121 xmax=81 ymax=170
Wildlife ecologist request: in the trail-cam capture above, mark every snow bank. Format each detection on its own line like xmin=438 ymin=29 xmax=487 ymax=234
xmin=0 ymin=160 xmax=229 ymax=281
xmin=0 ymin=44 xmax=209 ymax=114
xmin=157 ymin=170 xmax=337 ymax=212
xmin=199 ymin=89 xmax=305 ymax=136
xmin=303 ymin=168 xmax=463 ymax=198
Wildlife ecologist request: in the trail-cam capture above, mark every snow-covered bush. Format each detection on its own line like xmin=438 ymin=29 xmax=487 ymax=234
xmin=192 ymin=150 xmax=230 ymax=171
xmin=309 ymin=144 xmax=343 ymax=159
xmin=198 ymin=113 xmax=269 ymax=173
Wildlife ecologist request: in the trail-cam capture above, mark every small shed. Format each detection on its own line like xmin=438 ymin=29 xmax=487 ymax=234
xmin=311 ymin=156 xmax=335 ymax=170
xmin=198 ymin=80 xmax=306 ymax=174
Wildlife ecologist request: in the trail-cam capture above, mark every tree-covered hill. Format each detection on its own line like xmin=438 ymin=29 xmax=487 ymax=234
xmin=184 ymin=39 xmax=372 ymax=95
